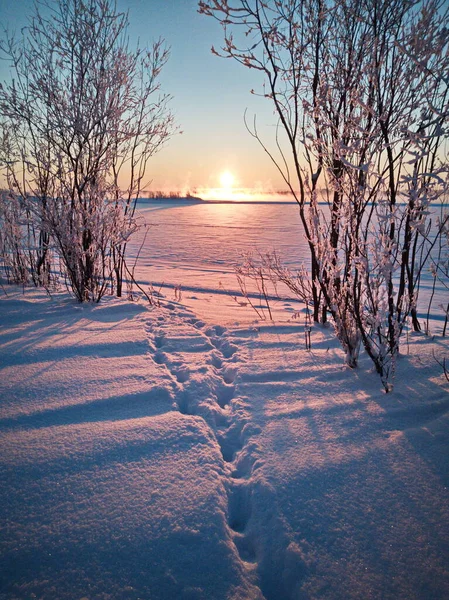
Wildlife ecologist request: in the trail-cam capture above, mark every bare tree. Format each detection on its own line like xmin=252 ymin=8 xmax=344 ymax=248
xmin=0 ymin=190 xmax=31 ymax=285
xmin=0 ymin=0 xmax=174 ymax=302
xmin=200 ymin=0 xmax=449 ymax=389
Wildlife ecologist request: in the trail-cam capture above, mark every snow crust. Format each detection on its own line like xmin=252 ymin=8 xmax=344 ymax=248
xmin=1 ymin=201 xmax=448 ymax=599
xmin=0 ymin=292 xmax=261 ymax=600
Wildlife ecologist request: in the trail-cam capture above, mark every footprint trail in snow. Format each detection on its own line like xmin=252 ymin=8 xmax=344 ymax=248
xmin=145 ymin=303 xmax=295 ymax=596
xmin=145 ymin=303 xmax=313 ymax=600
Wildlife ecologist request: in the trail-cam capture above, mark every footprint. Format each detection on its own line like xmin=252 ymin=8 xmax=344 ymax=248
xmin=219 ymin=341 xmax=238 ymax=359
xmin=231 ymin=445 xmax=261 ymax=480
xmin=154 ymin=335 xmax=165 ymax=348
xmin=177 ymin=390 xmax=191 ymax=415
xmin=214 ymin=325 xmax=226 ymax=336
xmin=189 ymin=318 xmax=206 ymax=329
xmin=214 ymin=410 xmax=230 ymax=428
xmin=223 ymin=367 xmax=237 ymax=384
xmin=217 ymin=421 xmax=244 ymax=463
xmin=216 ymin=383 xmax=235 ymax=408
xmin=218 ymin=433 xmax=240 ymax=463
xmin=234 ymin=534 xmax=257 ymax=563
xmin=228 ymin=481 xmax=252 ymax=533
xmin=173 ymin=368 xmax=189 ymax=383
xmin=153 ymin=352 xmax=166 ymax=365
xmin=210 ymin=354 xmax=223 ymax=369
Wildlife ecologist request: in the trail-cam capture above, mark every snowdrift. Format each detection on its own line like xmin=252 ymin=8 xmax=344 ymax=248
xmin=1 ymin=289 xmax=448 ymax=599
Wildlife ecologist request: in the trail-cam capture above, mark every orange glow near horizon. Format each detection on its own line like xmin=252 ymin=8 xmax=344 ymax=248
xmin=197 ymin=187 xmax=287 ymax=202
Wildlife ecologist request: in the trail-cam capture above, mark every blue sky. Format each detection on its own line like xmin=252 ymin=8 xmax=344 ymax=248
xmin=0 ymin=0 xmax=284 ymax=195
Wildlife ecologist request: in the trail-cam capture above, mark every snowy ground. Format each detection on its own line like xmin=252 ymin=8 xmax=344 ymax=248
xmin=1 ymin=202 xmax=449 ymax=599
xmin=128 ymin=200 xmax=448 ymax=326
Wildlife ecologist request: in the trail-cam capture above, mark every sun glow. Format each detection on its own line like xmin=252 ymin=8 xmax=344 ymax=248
xmin=220 ymin=171 xmax=235 ymax=189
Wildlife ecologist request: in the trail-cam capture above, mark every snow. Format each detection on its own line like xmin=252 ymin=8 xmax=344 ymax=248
xmin=0 ymin=292 xmax=261 ymax=600
xmin=1 ymin=201 xmax=449 ymax=599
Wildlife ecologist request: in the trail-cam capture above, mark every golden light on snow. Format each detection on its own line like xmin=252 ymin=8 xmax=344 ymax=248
xmin=219 ymin=171 xmax=235 ymax=189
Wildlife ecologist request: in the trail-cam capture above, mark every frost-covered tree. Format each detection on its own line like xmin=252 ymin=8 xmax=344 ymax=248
xmin=0 ymin=0 xmax=174 ymax=301
xmin=0 ymin=125 xmax=53 ymax=287
xmin=200 ymin=0 xmax=449 ymax=390
xmin=0 ymin=191 xmax=31 ymax=285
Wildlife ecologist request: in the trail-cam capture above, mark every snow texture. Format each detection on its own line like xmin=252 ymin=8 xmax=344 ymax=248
xmin=1 ymin=202 xmax=449 ymax=599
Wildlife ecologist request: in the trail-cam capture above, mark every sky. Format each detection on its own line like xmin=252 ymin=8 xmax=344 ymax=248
xmin=0 ymin=0 xmax=286 ymax=198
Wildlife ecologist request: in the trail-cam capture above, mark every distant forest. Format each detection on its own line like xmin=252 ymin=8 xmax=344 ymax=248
xmin=142 ymin=191 xmax=199 ymax=199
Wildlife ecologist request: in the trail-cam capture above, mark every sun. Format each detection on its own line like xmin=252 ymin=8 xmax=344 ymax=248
xmin=220 ymin=171 xmax=235 ymax=188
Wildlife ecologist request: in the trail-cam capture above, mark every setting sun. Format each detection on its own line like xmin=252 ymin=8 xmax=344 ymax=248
xmin=219 ymin=170 xmax=235 ymax=188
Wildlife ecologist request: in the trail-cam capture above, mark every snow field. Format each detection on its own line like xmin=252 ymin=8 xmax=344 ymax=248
xmin=129 ymin=202 xmax=449 ymax=328
xmin=0 ymin=292 xmax=262 ymax=599
xmin=235 ymin=322 xmax=449 ymax=599
xmin=1 ymin=288 xmax=449 ymax=599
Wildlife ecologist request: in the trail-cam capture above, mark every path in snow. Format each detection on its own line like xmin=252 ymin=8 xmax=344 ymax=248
xmin=149 ymin=303 xmax=449 ymax=600
xmin=145 ymin=302 xmax=301 ymax=596
xmin=0 ymin=293 xmax=263 ymax=600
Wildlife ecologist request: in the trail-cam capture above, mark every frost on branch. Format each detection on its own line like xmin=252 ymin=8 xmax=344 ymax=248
xmin=201 ymin=0 xmax=449 ymax=390
xmin=0 ymin=0 xmax=175 ymax=302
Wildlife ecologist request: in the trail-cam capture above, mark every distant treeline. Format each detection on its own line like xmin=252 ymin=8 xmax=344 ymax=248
xmin=143 ymin=191 xmax=198 ymax=199
xmin=142 ymin=189 xmax=298 ymax=198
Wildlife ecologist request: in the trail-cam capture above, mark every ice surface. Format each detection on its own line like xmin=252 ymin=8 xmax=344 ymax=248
xmin=1 ymin=201 xmax=448 ymax=599
xmin=129 ymin=201 xmax=448 ymax=326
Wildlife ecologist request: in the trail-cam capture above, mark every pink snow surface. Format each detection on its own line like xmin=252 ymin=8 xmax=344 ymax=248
xmin=1 ymin=287 xmax=448 ymax=600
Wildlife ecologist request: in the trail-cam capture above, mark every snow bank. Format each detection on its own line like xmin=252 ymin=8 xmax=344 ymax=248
xmin=233 ymin=323 xmax=449 ymax=599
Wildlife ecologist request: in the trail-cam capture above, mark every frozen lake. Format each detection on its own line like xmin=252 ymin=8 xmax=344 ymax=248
xmin=132 ymin=200 xmax=306 ymax=271
xmin=130 ymin=199 xmax=447 ymax=323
